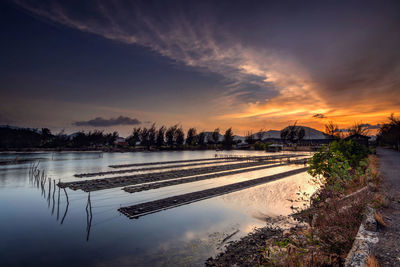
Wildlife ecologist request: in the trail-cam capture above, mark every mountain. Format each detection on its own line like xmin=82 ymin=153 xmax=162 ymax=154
xmin=0 ymin=125 xmax=40 ymax=133
xmin=203 ymin=126 xmax=327 ymax=143
xmin=252 ymin=126 xmax=327 ymax=141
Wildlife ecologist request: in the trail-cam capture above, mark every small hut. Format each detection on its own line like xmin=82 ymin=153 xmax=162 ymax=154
xmin=266 ymin=143 xmax=283 ymax=152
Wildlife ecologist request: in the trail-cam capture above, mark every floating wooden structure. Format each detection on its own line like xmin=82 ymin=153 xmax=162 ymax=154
xmin=118 ymin=167 xmax=308 ymax=219
xmin=76 ymin=159 xmax=245 ymax=178
xmin=75 ymin=154 xmax=306 ymax=178
xmin=123 ymin=160 xmax=308 ymax=193
xmin=60 ymin=157 xmax=309 ymax=192
xmin=108 ymin=154 xmax=307 ymax=169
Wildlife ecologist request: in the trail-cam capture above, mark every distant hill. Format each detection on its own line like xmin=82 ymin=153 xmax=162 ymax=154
xmin=251 ymin=126 xmax=328 ymax=141
xmin=0 ymin=125 xmax=40 ymax=133
xmin=203 ymin=126 xmax=327 ymax=144
xmin=280 ymin=126 xmax=328 ymax=140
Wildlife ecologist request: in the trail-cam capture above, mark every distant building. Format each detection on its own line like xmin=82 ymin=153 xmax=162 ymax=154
xmin=114 ymin=137 xmax=128 ymax=146
xmin=266 ymin=143 xmax=283 ymax=152
xmin=236 ymin=143 xmax=251 ymax=149
xmin=344 ymin=134 xmax=370 ymax=147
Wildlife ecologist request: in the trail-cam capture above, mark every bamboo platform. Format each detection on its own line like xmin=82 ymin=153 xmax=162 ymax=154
xmin=118 ymin=167 xmax=308 ymax=219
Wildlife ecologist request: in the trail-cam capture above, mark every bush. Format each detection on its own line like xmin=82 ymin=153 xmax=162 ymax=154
xmin=329 ymin=140 xmax=369 ymax=167
xmin=254 ymin=141 xmax=266 ymax=150
xmin=308 ymin=140 xmax=369 ymax=193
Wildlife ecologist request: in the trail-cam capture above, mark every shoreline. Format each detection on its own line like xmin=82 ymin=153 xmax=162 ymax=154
xmin=0 ymin=147 xmax=316 ymax=153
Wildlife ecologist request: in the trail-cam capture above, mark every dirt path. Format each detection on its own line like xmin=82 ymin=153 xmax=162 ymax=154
xmin=376 ymin=148 xmax=400 ymax=266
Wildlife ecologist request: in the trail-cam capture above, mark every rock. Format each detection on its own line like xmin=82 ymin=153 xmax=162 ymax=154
xmin=365 ymin=212 xmax=378 ymax=232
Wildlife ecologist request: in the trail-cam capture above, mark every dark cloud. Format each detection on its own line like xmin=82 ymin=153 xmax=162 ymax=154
xmin=73 ymin=116 xmax=141 ymax=127
xmin=9 ymin=0 xmax=400 ymax=125
xmin=313 ymin=113 xmax=326 ymax=119
xmin=360 ymin=123 xmax=381 ymax=130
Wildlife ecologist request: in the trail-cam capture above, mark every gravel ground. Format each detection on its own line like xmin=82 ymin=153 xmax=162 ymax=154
xmin=205 ymin=227 xmax=282 ymax=267
xmin=376 ymin=148 xmax=400 ymax=266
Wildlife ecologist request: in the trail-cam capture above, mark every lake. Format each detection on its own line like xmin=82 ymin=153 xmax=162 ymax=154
xmin=0 ymin=150 xmax=315 ymax=266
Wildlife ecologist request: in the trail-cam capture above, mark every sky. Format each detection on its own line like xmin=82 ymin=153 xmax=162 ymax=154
xmin=1 ymin=0 xmax=400 ymax=136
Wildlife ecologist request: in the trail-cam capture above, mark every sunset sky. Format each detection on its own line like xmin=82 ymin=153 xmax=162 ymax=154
xmin=1 ymin=0 xmax=399 ymax=136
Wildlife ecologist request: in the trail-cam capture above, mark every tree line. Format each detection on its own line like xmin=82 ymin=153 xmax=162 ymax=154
xmin=125 ymin=124 xmax=236 ymax=150
xmin=0 ymin=127 xmax=120 ymax=149
xmin=0 ymin=125 xmax=237 ymax=150
xmin=2 ymin=113 xmax=398 ymax=151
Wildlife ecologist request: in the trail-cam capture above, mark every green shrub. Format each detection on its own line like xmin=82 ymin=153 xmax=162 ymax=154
xmin=329 ymin=140 xmax=369 ymax=167
xmin=254 ymin=141 xmax=266 ymax=150
xmin=308 ymin=140 xmax=369 ymax=192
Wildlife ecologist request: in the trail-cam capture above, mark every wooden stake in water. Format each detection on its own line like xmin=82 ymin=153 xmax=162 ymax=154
xmin=61 ymin=188 xmax=69 ymax=225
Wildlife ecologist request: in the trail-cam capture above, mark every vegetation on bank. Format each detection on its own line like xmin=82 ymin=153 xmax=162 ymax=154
xmin=377 ymin=114 xmax=400 ymax=151
xmin=258 ymin=138 xmax=380 ymax=266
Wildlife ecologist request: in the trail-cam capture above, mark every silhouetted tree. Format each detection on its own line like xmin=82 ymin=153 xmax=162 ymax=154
xmin=348 ymin=122 xmax=369 ymax=136
xmin=148 ymin=123 xmax=157 ymax=148
xmin=156 ymin=126 xmax=166 ymax=148
xmin=52 ymin=131 xmax=69 ymax=147
xmin=223 ymin=128 xmax=234 ymax=150
xmin=88 ymin=130 xmax=104 ymax=146
xmin=281 ymin=122 xmax=305 ymax=144
xmin=212 ymin=128 xmax=220 ymax=145
xmin=105 ymin=131 xmax=119 ymax=145
xmin=245 ymin=131 xmax=255 ymax=144
xmin=280 ymin=128 xmax=288 ymax=142
xmin=40 ymin=128 xmax=53 ymax=145
xmin=140 ymin=127 xmax=149 ymax=147
xmin=0 ymin=127 xmax=41 ymax=148
xmin=186 ymin=128 xmax=197 ymax=146
xmin=197 ymin=132 xmax=206 ymax=148
xmin=325 ymin=121 xmax=341 ymax=139
xmin=72 ymin=132 xmax=88 ymax=147
xmin=175 ymin=127 xmax=185 ymax=147
xmin=127 ymin=128 xmax=140 ymax=147
xmin=378 ymin=114 xmax=400 ymax=151
xmin=166 ymin=125 xmax=177 ymax=148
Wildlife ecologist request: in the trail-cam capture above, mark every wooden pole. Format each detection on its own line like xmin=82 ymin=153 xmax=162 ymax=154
xmin=61 ymin=188 xmax=69 ymax=225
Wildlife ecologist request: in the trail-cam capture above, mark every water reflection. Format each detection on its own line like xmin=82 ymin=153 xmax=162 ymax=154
xmin=86 ymin=192 xmax=93 ymax=241
xmin=29 ymin=163 xmax=91 ymax=239
xmin=0 ymin=151 xmax=316 ymax=266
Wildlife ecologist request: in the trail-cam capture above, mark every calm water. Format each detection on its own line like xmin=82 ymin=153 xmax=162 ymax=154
xmin=0 ymin=151 xmax=315 ymax=266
